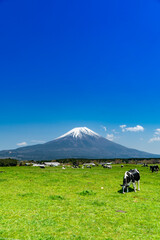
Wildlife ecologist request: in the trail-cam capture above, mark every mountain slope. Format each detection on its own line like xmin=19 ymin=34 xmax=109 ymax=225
xmin=0 ymin=127 xmax=158 ymax=160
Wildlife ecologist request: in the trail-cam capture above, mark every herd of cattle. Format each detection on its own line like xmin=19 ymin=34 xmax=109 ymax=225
xmin=70 ymin=163 xmax=160 ymax=194
xmin=33 ymin=161 xmax=159 ymax=194
xmin=71 ymin=162 xmax=159 ymax=194
xmin=81 ymin=163 xmax=159 ymax=194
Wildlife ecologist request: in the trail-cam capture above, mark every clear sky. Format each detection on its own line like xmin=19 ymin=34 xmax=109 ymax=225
xmin=1 ymin=0 xmax=160 ymax=154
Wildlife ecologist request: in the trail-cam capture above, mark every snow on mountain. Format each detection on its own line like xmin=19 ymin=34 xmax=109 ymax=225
xmin=56 ymin=127 xmax=100 ymax=139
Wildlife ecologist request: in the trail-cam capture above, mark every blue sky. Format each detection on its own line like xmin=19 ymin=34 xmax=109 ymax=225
xmin=0 ymin=0 xmax=160 ymax=154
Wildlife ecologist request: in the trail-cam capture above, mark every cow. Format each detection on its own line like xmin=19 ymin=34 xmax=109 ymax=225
xmin=106 ymin=165 xmax=112 ymax=169
xmin=121 ymin=169 xmax=140 ymax=194
xmin=150 ymin=165 xmax=159 ymax=173
xmin=102 ymin=165 xmax=112 ymax=169
xmin=102 ymin=164 xmax=107 ymax=168
xmin=102 ymin=164 xmax=112 ymax=169
xmin=142 ymin=163 xmax=148 ymax=167
xmin=121 ymin=165 xmax=124 ymax=168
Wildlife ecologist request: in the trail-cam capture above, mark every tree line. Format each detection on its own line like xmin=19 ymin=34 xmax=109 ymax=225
xmin=0 ymin=158 xmax=17 ymax=166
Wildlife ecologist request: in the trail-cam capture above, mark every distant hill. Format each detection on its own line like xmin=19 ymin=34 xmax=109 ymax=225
xmin=0 ymin=127 xmax=159 ymax=160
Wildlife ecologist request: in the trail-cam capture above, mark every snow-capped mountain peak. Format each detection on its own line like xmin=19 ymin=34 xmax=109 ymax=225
xmin=0 ymin=126 xmax=158 ymax=160
xmin=56 ymin=127 xmax=100 ymax=139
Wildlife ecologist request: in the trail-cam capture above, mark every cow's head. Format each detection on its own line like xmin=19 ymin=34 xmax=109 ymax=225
xmin=120 ymin=173 xmax=130 ymax=193
xmin=120 ymin=183 xmax=129 ymax=193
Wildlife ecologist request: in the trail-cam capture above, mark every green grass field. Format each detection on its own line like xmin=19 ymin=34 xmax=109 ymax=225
xmin=0 ymin=164 xmax=160 ymax=240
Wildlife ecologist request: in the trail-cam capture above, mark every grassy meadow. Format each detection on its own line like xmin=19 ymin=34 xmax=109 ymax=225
xmin=0 ymin=164 xmax=160 ymax=240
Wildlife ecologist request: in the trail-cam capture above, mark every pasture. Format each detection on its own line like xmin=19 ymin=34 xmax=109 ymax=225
xmin=0 ymin=164 xmax=160 ymax=240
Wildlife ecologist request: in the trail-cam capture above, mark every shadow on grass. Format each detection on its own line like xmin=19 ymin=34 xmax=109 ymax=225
xmin=18 ymin=192 xmax=34 ymax=197
xmin=78 ymin=190 xmax=96 ymax=196
xmin=0 ymin=179 xmax=7 ymax=182
xmin=118 ymin=187 xmax=134 ymax=194
xmin=91 ymin=200 xmax=106 ymax=206
xmin=49 ymin=195 xmax=64 ymax=200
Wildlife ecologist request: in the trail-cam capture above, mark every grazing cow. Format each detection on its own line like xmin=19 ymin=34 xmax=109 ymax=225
xmin=121 ymin=169 xmax=140 ymax=194
xmin=150 ymin=165 xmax=159 ymax=173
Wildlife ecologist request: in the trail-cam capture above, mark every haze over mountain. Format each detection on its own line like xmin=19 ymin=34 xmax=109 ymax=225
xmin=0 ymin=127 xmax=158 ymax=160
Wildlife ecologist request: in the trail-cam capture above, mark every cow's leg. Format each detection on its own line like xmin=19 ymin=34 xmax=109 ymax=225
xmin=133 ymin=182 xmax=136 ymax=192
xmin=127 ymin=187 xmax=129 ymax=193
xmin=122 ymin=186 xmax=125 ymax=194
xmin=138 ymin=180 xmax=140 ymax=191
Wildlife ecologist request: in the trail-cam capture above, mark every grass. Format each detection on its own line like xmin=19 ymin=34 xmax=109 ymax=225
xmin=0 ymin=164 xmax=159 ymax=239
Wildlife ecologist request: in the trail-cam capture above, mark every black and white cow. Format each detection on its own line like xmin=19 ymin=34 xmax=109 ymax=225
xmin=121 ymin=169 xmax=140 ymax=194
xmin=102 ymin=165 xmax=112 ymax=169
xmin=150 ymin=165 xmax=159 ymax=173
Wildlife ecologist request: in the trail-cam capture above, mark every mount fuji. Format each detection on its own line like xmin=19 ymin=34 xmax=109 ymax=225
xmin=0 ymin=127 xmax=158 ymax=160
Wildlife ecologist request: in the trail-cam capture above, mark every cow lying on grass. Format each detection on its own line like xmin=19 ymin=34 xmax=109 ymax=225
xmin=121 ymin=169 xmax=140 ymax=194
